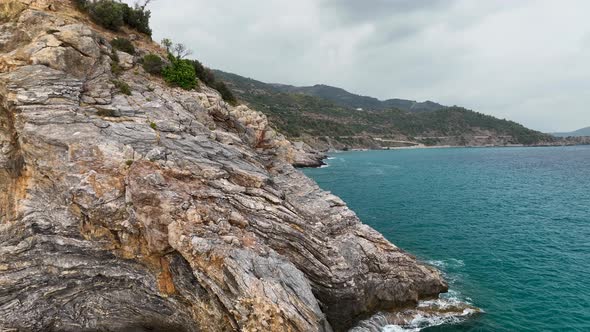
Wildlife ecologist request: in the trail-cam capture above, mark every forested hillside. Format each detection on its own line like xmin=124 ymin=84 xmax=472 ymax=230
xmin=214 ymin=70 xmax=556 ymax=149
xmin=271 ymin=83 xmax=445 ymax=113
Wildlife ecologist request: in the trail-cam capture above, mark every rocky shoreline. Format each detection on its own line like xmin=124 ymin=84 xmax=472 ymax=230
xmin=0 ymin=1 xmax=449 ymax=331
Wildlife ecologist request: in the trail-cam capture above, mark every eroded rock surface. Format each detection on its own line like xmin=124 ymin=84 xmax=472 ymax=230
xmin=0 ymin=1 xmax=447 ymax=331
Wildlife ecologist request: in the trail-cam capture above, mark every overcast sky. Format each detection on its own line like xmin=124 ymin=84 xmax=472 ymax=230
xmin=141 ymin=0 xmax=590 ymax=132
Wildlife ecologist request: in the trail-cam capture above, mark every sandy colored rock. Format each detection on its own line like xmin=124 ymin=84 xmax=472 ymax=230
xmin=116 ymin=50 xmax=134 ymax=69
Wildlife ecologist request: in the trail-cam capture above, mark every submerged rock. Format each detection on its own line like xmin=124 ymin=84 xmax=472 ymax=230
xmin=0 ymin=1 xmax=447 ymax=331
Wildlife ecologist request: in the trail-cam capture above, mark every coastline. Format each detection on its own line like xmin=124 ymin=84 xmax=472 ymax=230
xmin=295 ymin=142 xmax=590 ymax=169
xmin=327 ymin=141 xmax=590 ymax=154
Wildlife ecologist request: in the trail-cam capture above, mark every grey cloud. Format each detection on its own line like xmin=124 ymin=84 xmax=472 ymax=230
xmin=319 ymin=0 xmax=451 ymax=22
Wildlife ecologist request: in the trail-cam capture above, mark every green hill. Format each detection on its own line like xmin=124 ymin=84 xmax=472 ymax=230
xmin=271 ymin=83 xmax=445 ymax=113
xmin=214 ymin=70 xmax=556 ymax=149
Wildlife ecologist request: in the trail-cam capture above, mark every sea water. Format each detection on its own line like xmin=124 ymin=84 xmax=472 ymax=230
xmin=303 ymin=146 xmax=590 ymax=331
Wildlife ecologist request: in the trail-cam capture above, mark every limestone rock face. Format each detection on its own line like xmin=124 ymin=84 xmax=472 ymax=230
xmin=116 ymin=50 xmax=134 ymax=69
xmin=0 ymin=2 xmax=447 ymax=332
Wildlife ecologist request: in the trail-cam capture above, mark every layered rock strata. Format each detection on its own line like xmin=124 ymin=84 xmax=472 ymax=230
xmin=0 ymin=1 xmax=447 ymax=331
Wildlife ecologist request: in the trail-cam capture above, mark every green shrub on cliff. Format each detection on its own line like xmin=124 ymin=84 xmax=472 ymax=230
xmin=112 ymin=79 xmax=131 ymax=95
xmin=121 ymin=2 xmax=152 ymax=36
xmin=158 ymin=39 xmax=238 ymax=102
xmin=74 ymin=0 xmax=152 ymax=36
xmin=142 ymin=53 xmax=164 ymax=75
xmin=109 ymin=51 xmax=123 ymax=76
xmin=88 ymin=0 xmax=125 ymax=30
xmin=73 ymin=0 xmax=89 ymax=10
xmin=214 ymin=81 xmax=237 ymax=106
xmin=188 ymin=59 xmax=237 ymax=105
xmin=111 ymin=61 xmax=122 ymax=76
xmin=163 ymin=56 xmax=197 ymax=90
xmin=111 ymin=37 xmax=135 ymax=54
xmin=190 ymin=59 xmax=215 ymax=86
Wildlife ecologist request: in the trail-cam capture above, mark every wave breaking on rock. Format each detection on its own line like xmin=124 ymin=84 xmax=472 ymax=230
xmin=351 ymin=293 xmax=481 ymax=332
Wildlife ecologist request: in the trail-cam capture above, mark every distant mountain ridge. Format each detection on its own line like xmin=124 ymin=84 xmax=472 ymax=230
xmin=552 ymin=126 xmax=590 ymax=137
xmin=213 ymin=69 xmax=557 ymax=150
xmin=270 ymin=83 xmax=446 ymax=113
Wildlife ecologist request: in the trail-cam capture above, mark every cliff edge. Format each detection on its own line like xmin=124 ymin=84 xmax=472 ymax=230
xmin=0 ymin=1 xmax=446 ymax=331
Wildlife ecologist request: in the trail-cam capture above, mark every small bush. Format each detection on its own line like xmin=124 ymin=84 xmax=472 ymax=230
xmin=163 ymin=56 xmax=197 ymax=90
xmin=96 ymin=107 xmax=116 ymax=117
xmin=111 ymin=61 xmax=122 ymax=76
xmin=73 ymin=0 xmax=88 ymax=10
xmin=122 ymin=3 xmax=152 ymax=36
xmin=189 ymin=59 xmax=237 ymax=105
xmin=150 ymin=122 xmax=157 ymax=130
xmin=75 ymin=0 xmax=152 ymax=36
xmin=110 ymin=52 xmax=122 ymax=75
xmin=110 ymin=51 xmax=120 ymax=63
xmin=88 ymin=0 xmax=124 ymax=31
xmin=214 ymin=81 xmax=237 ymax=106
xmin=142 ymin=53 xmax=164 ymax=75
xmin=113 ymin=80 xmax=131 ymax=95
xmin=190 ymin=59 xmax=216 ymax=86
xmin=111 ymin=37 xmax=135 ymax=54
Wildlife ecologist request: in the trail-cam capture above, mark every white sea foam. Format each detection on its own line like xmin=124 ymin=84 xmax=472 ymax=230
xmin=425 ymin=259 xmax=465 ymax=285
xmin=426 ymin=260 xmax=447 ymax=269
xmin=379 ymin=302 xmax=476 ymax=332
xmin=426 ymin=258 xmax=465 ymax=270
xmin=350 ymin=289 xmax=480 ymax=332
xmin=449 ymin=258 xmax=465 ymax=268
xmin=382 ymin=325 xmax=420 ymax=332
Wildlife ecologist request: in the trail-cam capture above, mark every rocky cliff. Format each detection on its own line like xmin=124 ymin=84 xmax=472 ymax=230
xmin=0 ymin=1 xmax=447 ymax=331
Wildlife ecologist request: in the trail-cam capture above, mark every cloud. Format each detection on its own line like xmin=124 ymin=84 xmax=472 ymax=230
xmin=136 ymin=0 xmax=590 ymax=132
xmin=319 ymin=0 xmax=451 ymax=22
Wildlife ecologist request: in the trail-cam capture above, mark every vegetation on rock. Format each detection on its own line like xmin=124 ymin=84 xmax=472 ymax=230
xmin=112 ymin=79 xmax=131 ymax=95
xmin=74 ymin=0 xmax=152 ymax=36
xmin=190 ymin=59 xmax=237 ymax=105
xmin=110 ymin=53 xmax=123 ymax=76
xmin=162 ymin=55 xmax=197 ymax=90
xmin=214 ymin=81 xmax=238 ymax=106
xmin=121 ymin=1 xmax=152 ymax=35
xmin=142 ymin=53 xmax=165 ymax=75
xmin=111 ymin=37 xmax=135 ymax=54
xmin=96 ymin=107 xmax=116 ymax=117
xmin=156 ymin=39 xmax=237 ymax=103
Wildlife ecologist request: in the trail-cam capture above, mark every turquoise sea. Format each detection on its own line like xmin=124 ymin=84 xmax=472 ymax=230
xmin=303 ymin=146 xmax=590 ymax=332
